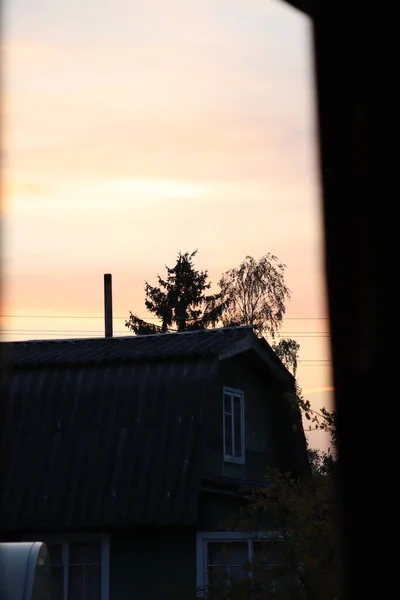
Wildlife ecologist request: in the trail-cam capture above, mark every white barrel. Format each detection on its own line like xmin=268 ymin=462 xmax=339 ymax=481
xmin=0 ymin=542 xmax=52 ymax=599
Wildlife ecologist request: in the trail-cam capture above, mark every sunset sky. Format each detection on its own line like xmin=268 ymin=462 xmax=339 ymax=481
xmin=2 ymin=0 xmax=333 ymax=450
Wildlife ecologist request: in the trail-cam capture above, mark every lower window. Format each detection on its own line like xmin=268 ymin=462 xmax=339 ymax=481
xmin=23 ymin=537 xmax=109 ymax=600
xmin=197 ymin=532 xmax=298 ymax=599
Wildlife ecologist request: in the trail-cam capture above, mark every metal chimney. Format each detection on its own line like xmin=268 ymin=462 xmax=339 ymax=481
xmin=104 ymin=274 xmax=113 ymax=338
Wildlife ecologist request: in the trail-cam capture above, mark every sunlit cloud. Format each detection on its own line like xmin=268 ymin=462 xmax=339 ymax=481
xmin=9 ymin=179 xmax=210 ymax=213
xmin=4 ymin=0 xmax=315 ymax=188
xmin=303 ymin=386 xmax=335 ymax=395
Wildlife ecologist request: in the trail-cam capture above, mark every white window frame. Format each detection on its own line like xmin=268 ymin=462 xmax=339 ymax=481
xmin=196 ymin=531 xmax=283 ymax=598
xmin=22 ymin=533 xmax=110 ymax=600
xmin=222 ymin=387 xmax=245 ymax=464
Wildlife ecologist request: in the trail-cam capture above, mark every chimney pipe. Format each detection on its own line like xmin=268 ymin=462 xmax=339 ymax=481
xmin=104 ymin=274 xmax=113 ymax=338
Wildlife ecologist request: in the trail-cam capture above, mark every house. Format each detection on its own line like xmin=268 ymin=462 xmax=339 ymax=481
xmin=0 ymin=325 xmax=310 ymax=600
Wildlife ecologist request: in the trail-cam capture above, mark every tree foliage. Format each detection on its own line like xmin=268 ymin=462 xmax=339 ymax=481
xmin=270 ymin=337 xmax=338 ymax=475
xmin=285 ymin=382 xmax=337 ymax=476
xmin=126 ymin=249 xmax=340 ymax=598
xmin=296 ymin=387 xmax=337 ymax=450
xmin=273 ymin=334 xmax=336 ymax=471
xmin=193 ymin=466 xmax=340 ymax=600
xmin=219 ymin=254 xmax=291 ymax=339
xmin=126 ymin=248 xmax=337 ymax=470
xmin=242 ymin=469 xmax=340 ymax=600
xmin=125 ymin=250 xmax=227 ymax=335
xmin=272 ymin=338 xmax=300 ymax=377
xmin=126 ymin=251 xmax=297 ymax=355
xmin=219 ymin=254 xmax=300 ymax=378
xmin=307 ymin=447 xmax=336 ymax=477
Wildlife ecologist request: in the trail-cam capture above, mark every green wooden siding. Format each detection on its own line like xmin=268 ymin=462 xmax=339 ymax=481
xmin=197 ymin=490 xmax=278 ymax=533
xmin=110 ymin=531 xmax=197 ymax=600
xmin=104 ymin=353 xmax=304 ymax=599
xmin=109 ymin=490 xmax=277 ymax=600
xmin=197 ymin=490 xmax=246 ymax=531
xmin=203 ymin=355 xmax=283 ymax=482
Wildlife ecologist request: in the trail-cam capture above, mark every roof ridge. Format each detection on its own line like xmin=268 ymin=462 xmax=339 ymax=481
xmin=1 ymin=324 xmax=255 ymax=346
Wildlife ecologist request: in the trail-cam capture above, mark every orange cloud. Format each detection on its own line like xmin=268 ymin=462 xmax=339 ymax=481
xmin=4 ymin=0 xmax=314 ymax=187
xmin=303 ymin=386 xmax=335 ymax=395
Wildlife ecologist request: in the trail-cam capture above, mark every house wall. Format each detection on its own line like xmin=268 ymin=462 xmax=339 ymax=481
xmin=202 ymin=354 xmax=284 ymax=482
xmin=110 ymin=530 xmax=197 ymax=600
xmin=197 ymin=490 xmax=277 ymax=533
xmin=197 ymin=490 xmax=245 ymax=531
xmin=109 ymin=489 xmax=273 ymax=600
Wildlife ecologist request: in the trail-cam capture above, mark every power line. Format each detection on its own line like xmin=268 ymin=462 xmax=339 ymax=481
xmin=0 ymin=314 xmax=330 ymax=321
xmin=1 ymin=315 xmax=333 ymax=368
xmin=1 ymin=313 xmax=332 ymax=341
xmin=0 ymin=329 xmax=331 ymax=338
xmin=1 ymin=315 xmax=331 ymax=337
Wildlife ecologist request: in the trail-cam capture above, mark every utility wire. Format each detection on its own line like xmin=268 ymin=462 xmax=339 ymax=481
xmin=1 ymin=313 xmax=332 ymax=339
xmin=0 ymin=314 xmax=330 ymax=321
xmin=1 ymin=330 xmax=330 ymax=337
xmin=1 ymin=316 xmax=332 ymax=367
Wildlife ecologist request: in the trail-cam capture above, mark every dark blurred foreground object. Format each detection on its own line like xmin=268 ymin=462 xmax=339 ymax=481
xmin=281 ymin=1 xmax=377 ymax=599
xmin=286 ymin=0 xmax=376 ymax=600
xmin=312 ymin=6 xmax=376 ymax=600
xmin=0 ymin=542 xmax=52 ymax=599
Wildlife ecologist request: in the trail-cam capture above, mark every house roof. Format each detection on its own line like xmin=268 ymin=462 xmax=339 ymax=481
xmin=1 ymin=325 xmax=293 ymax=383
xmin=0 ymin=357 xmax=218 ymax=532
xmin=0 ymin=326 xmax=295 ymax=532
xmin=2 ymin=325 xmax=252 ymax=365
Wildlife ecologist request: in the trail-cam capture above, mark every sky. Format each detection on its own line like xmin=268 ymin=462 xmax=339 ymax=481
xmin=2 ymin=0 xmax=333 ymax=451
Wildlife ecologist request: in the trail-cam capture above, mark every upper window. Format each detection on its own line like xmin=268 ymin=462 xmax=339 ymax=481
xmin=223 ymin=387 xmax=245 ymax=464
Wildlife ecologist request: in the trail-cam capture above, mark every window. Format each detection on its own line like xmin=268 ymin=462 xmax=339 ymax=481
xmin=23 ymin=536 xmax=109 ymax=600
xmin=197 ymin=532 xmax=297 ymax=599
xmin=223 ymin=387 xmax=245 ymax=464
xmin=207 ymin=540 xmax=249 ymax=597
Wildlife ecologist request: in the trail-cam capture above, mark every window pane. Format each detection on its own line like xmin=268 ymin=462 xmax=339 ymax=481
xmin=68 ymin=565 xmax=84 ymax=600
xmin=208 ymin=566 xmax=228 ymax=599
xmin=51 ymin=566 xmax=64 ymax=600
xmin=229 ymin=566 xmax=250 ymax=600
xmin=68 ymin=564 xmax=102 ymax=600
xmin=224 ymin=412 xmax=233 ymax=456
xmin=48 ymin=545 xmax=63 ymax=600
xmin=253 ymin=540 xmax=296 ymax=598
xmin=208 ymin=562 xmax=249 ymax=600
xmin=69 ymin=542 xmax=101 ymax=565
xmin=223 ymin=393 xmax=231 ymax=414
xmin=233 ymin=396 xmax=242 ymax=457
xmin=208 ymin=542 xmax=248 ymax=566
xmin=253 ymin=540 xmax=282 ymax=567
xmin=229 ymin=565 xmax=248 ymax=582
xmin=86 ymin=564 xmax=101 ymax=600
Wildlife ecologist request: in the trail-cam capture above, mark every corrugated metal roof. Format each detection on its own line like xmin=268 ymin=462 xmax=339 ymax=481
xmin=0 ymin=326 xmax=297 ymax=532
xmin=0 ymin=358 xmax=218 ymax=532
xmin=1 ymin=326 xmax=255 ymax=367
